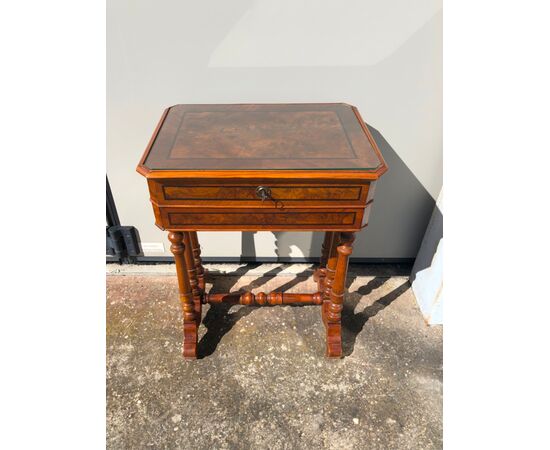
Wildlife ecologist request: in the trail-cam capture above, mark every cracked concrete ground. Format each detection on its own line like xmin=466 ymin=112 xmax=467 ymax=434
xmin=107 ymin=264 xmax=442 ymax=449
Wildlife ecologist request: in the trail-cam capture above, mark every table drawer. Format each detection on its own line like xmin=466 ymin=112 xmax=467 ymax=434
xmin=149 ymin=180 xmax=369 ymax=207
xmin=154 ymin=206 xmax=364 ymax=231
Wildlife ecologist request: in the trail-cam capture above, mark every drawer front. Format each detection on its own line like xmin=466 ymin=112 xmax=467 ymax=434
xmin=154 ymin=206 xmax=364 ymax=231
xmin=149 ymin=180 xmax=369 ymax=208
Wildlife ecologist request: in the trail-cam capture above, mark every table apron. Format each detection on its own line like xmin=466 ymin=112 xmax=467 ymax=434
xmin=152 ymin=205 xmax=367 ymax=231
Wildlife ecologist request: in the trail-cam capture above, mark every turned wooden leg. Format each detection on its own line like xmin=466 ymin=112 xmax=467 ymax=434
xmin=168 ymin=231 xmax=198 ymax=359
xmin=326 ymin=232 xmax=355 ymax=358
xmin=189 ymin=231 xmax=206 ymax=291
xmin=182 ymin=232 xmax=202 ymax=325
xmin=321 ymin=232 xmax=340 ymax=326
xmin=314 ymin=232 xmax=334 ymax=291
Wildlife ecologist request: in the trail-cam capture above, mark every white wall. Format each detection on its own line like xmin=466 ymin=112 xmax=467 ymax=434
xmin=412 ymin=190 xmax=443 ymax=324
xmin=107 ymin=0 xmax=442 ymax=259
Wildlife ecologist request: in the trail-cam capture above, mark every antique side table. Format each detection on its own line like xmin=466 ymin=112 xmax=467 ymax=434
xmin=137 ymin=103 xmax=387 ymax=359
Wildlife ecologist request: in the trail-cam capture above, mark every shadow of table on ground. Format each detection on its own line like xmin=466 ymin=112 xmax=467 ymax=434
xmin=342 ymin=277 xmax=411 ymax=356
xmin=197 ymin=265 xmax=313 ymax=358
xmin=197 ymin=266 xmax=411 ymax=359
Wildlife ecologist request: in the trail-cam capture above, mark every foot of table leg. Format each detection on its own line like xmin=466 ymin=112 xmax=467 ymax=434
xmin=325 ymin=232 xmax=355 ymax=358
xmin=169 ymin=231 xmax=198 ymax=359
xmin=325 ymin=322 xmax=343 ymax=358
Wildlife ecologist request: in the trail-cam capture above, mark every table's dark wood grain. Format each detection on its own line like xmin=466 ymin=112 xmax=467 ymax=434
xmin=137 ymin=103 xmax=388 ymax=359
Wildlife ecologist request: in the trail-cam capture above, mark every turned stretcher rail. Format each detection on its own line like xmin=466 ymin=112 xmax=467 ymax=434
xmin=204 ymin=291 xmax=323 ymax=306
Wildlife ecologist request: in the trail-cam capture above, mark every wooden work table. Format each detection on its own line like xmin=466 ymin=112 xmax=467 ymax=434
xmin=137 ymin=103 xmax=388 ymax=358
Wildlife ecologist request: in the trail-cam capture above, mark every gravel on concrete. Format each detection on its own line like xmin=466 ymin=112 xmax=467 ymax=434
xmin=107 ymin=264 xmax=442 ymax=450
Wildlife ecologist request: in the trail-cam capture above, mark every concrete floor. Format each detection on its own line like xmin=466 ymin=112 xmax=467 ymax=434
xmin=107 ymin=264 xmax=442 ymax=449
